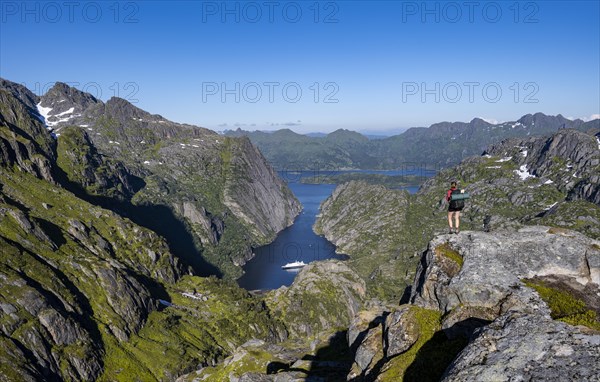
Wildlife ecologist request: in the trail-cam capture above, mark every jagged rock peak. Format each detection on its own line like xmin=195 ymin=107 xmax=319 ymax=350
xmin=40 ymin=81 xmax=101 ymax=110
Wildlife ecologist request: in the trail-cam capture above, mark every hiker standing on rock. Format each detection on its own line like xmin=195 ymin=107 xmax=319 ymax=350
xmin=446 ymin=181 xmax=464 ymax=234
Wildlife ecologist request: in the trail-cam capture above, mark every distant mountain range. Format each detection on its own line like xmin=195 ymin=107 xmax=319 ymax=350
xmin=225 ymin=115 xmax=600 ymax=170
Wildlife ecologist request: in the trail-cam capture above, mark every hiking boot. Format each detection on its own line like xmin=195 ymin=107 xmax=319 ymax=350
xmin=449 ymin=228 xmax=455 ymax=234
xmin=455 ymin=228 xmax=460 ymax=234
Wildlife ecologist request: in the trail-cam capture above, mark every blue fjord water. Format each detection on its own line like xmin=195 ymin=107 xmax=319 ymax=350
xmin=236 ymin=171 xmax=427 ymax=291
xmin=236 ymin=181 xmax=342 ymax=291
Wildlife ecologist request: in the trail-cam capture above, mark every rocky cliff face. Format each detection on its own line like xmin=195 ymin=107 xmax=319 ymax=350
xmin=56 ymin=125 xmax=141 ymax=200
xmin=222 ymin=137 xmax=300 ymax=242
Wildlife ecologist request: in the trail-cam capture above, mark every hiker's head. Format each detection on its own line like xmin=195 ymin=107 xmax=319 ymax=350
xmin=450 ymin=181 xmax=457 ymax=188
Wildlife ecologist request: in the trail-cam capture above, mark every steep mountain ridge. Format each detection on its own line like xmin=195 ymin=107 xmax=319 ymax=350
xmin=0 ymin=79 xmax=40 ymax=113
xmin=1 ymin=79 xmax=301 ymax=277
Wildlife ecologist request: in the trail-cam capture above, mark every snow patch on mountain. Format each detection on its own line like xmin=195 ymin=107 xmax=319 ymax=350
xmin=36 ymin=103 xmax=53 ymax=129
xmin=515 ymin=165 xmax=535 ymax=180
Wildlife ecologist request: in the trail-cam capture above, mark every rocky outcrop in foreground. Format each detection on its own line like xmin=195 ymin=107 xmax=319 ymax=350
xmin=346 ymin=226 xmax=600 ymax=381
xmin=442 ymin=312 xmax=600 ymax=382
xmin=411 ymin=226 xmax=599 ymax=313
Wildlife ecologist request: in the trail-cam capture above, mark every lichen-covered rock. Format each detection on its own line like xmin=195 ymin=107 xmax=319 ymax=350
xmin=354 ymin=324 xmax=384 ymax=373
xmin=347 ymin=309 xmax=386 ymax=352
xmin=339 ymin=227 xmax=600 ymax=381
xmin=441 ymin=312 xmax=600 ymax=382
xmin=383 ymin=306 xmax=420 ymax=358
xmin=402 ymin=226 xmax=600 ymax=382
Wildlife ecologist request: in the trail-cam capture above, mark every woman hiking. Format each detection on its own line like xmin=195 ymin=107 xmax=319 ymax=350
xmin=446 ymin=181 xmax=463 ymax=234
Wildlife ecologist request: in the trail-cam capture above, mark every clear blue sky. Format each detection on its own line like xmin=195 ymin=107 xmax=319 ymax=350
xmin=1 ymin=1 xmax=599 ymax=133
